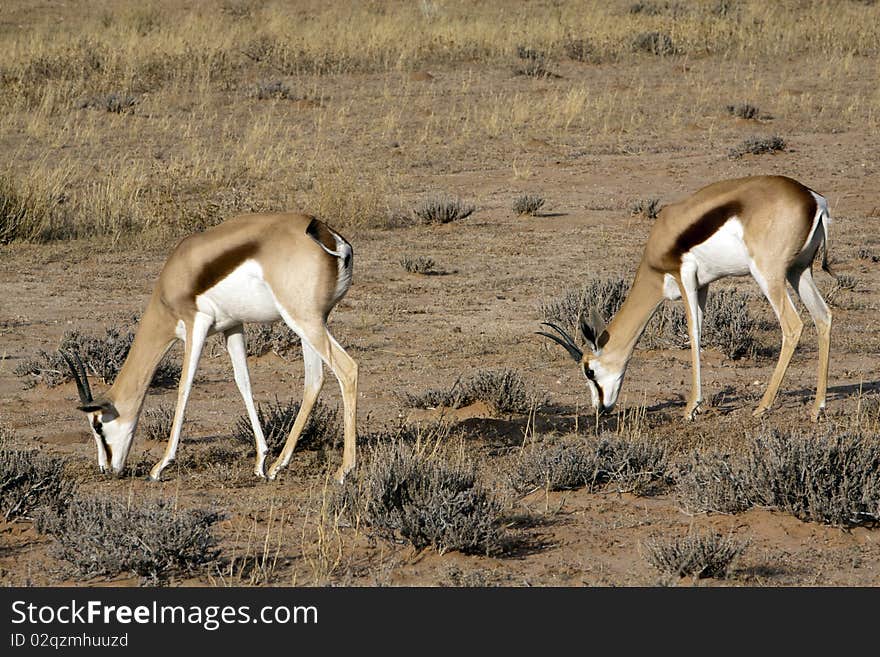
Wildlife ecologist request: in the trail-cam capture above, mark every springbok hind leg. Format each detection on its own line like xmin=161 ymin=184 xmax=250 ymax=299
xmin=753 ymin=279 xmax=803 ymax=417
xmin=788 ymin=266 xmax=832 ymax=421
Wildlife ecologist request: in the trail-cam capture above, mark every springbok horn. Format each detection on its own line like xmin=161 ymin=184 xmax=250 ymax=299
xmin=536 ymin=322 xmax=584 ymax=363
xmin=60 ymin=350 xmax=93 ymax=405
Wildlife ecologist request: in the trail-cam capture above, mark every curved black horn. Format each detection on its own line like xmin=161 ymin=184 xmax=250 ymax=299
xmin=60 ymin=350 xmax=93 ymax=405
xmin=536 ymin=322 xmax=583 ymax=363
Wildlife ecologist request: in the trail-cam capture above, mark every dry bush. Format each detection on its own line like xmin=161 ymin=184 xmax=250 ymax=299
xmin=630 ymin=198 xmax=661 ymax=219
xmin=632 ymin=32 xmax=677 ymax=56
xmin=401 ymin=368 xmax=543 ymax=415
xmin=77 ymin=92 xmax=138 ymax=113
xmin=513 ymin=194 xmax=546 ymax=216
xmin=336 ymin=440 xmax=505 ymax=555
xmin=36 ymin=495 xmax=222 ymax=583
xmin=250 ymin=80 xmax=295 ymax=100
xmin=746 ymin=429 xmax=880 ymax=527
xmin=400 ymin=255 xmax=436 ymax=274
xmin=242 ymin=323 xmax=300 ymax=357
xmin=541 ymin=277 xmax=757 ymax=359
xmin=512 ymin=433 xmax=669 ymax=496
xmin=15 ymin=327 xmax=180 ymax=389
xmin=725 ymin=102 xmax=762 ymax=120
xmin=563 ymin=37 xmax=598 ymax=62
xmin=856 ymin=247 xmax=879 ymax=262
xmin=644 ymin=531 xmax=747 ymax=579
xmin=0 ymin=449 xmax=74 ymax=521
xmin=675 ymin=449 xmax=754 ymax=514
xmin=728 ymin=135 xmax=786 ymax=158
xmin=0 ymin=173 xmax=67 ymax=244
xmin=142 ymin=404 xmax=175 ymax=442
xmin=231 ymin=397 xmax=339 ymax=453
xmin=413 ymin=196 xmax=475 ymax=225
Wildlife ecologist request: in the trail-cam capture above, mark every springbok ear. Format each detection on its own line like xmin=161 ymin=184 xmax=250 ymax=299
xmin=580 ymin=309 xmax=609 ymax=353
xmin=77 ymin=401 xmax=119 ymax=421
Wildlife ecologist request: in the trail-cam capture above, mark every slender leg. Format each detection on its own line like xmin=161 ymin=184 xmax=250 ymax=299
xmin=267 ymin=340 xmax=325 ymax=480
xmin=752 ymin=275 xmax=803 ymax=417
xmin=224 ymin=325 xmax=269 ymax=477
xmin=678 ymin=266 xmax=703 ymax=420
xmin=150 ymin=312 xmax=212 ymax=480
xmin=327 ymin=334 xmax=358 ymax=482
xmin=696 ymin=284 xmax=709 ymax=334
xmin=788 ymin=267 xmax=832 ymax=421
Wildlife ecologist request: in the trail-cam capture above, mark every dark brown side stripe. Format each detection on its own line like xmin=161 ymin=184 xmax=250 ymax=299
xmin=671 ymin=201 xmax=744 ymax=261
xmin=192 ymin=241 xmax=260 ymax=296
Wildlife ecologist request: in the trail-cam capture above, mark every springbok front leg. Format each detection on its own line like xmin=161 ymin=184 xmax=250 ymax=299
xmin=149 ymin=312 xmax=211 ymax=480
xmin=224 ymin=325 xmax=269 ymax=477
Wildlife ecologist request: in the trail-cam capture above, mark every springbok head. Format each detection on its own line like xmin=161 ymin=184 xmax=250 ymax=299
xmin=537 ymin=308 xmax=623 ymax=413
xmin=60 ymin=351 xmax=134 ymax=475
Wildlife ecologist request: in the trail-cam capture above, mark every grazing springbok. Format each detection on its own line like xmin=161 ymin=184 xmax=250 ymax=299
xmin=62 ymin=213 xmax=358 ymax=482
xmin=539 ymin=175 xmax=833 ymax=421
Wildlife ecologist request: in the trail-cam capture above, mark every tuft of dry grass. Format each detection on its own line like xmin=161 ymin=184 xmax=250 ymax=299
xmin=513 ymin=194 xmax=546 ymax=216
xmin=728 ymin=135 xmax=786 ymax=158
xmin=399 ymin=255 xmax=436 ymax=274
xmin=413 ymin=196 xmax=475 ymax=225
xmin=0 ymin=449 xmax=74 ymax=521
xmin=401 ymin=368 xmax=544 ymax=416
xmin=644 ymin=531 xmax=747 ymax=579
xmin=630 ymin=197 xmax=661 ymax=219
xmin=512 ymin=433 xmax=669 ymax=496
xmin=36 ymin=495 xmax=222 ymax=583
xmin=336 ymin=440 xmax=506 ymax=555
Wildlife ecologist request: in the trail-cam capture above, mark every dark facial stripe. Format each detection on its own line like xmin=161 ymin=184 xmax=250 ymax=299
xmin=192 ymin=242 xmax=259 ymax=297
xmin=671 ymin=201 xmax=744 ymax=261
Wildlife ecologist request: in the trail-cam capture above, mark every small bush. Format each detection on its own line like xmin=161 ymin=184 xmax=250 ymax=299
xmin=251 ymin=80 xmax=295 ymax=100
xmin=511 ymin=438 xmax=599 ymax=493
xmin=541 ymin=277 xmax=757 ymax=359
xmin=513 ymin=58 xmax=558 ymax=78
xmin=0 ymin=449 xmax=74 ymax=521
xmin=747 ymin=430 xmax=880 ymax=527
xmin=242 ymin=323 xmax=300 ymax=357
xmin=512 ymin=434 xmax=668 ymax=496
xmin=336 ymin=441 xmax=505 ymax=555
xmin=400 ymin=255 xmax=436 ymax=274
xmin=728 ymin=135 xmax=786 ymax=158
xmin=77 ymin=93 xmax=138 ymax=113
xmin=539 ymin=276 xmax=629 ymax=340
xmin=644 ymin=531 xmax=747 ymax=578
xmin=725 ymin=103 xmax=762 ymax=120
xmin=232 ymin=397 xmax=338 ymax=453
xmin=0 ymin=174 xmax=65 ymax=244
xmin=401 ymin=369 xmax=543 ymax=415
xmin=563 ymin=37 xmax=597 ymax=63
xmin=513 ymin=194 xmax=545 ymax=216
xmin=675 ymin=449 xmax=754 ymax=514
xmin=413 ymin=196 xmax=475 ymax=224
xmin=37 ymin=496 xmax=222 ymax=582
xmin=856 ymin=247 xmax=879 ymax=262
xmin=15 ymin=327 xmax=180 ymax=389
xmin=142 ymin=404 xmax=174 ymax=442
xmin=632 ymin=32 xmax=676 ymax=56
xmin=630 ymin=198 xmax=661 ymax=219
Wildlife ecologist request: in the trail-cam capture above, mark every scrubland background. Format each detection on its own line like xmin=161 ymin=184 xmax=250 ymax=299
xmin=1 ymin=0 xmax=879 ymax=586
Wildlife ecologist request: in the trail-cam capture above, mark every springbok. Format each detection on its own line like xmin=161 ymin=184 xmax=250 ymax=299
xmin=62 ymin=213 xmax=358 ymax=482
xmin=539 ymin=175 xmax=833 ymax=421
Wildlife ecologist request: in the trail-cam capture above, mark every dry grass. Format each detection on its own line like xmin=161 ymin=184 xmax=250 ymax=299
xmin=643 ymin=531 xmax=747 ymax=579
xmin=0 ymin=1 xmax=876 ymax=244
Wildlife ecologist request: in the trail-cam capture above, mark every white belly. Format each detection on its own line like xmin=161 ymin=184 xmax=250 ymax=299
xmin=195 ymin=259 xmax=281 ymax=332
xmin=685 ymin=217 xmax=751 ymax=286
